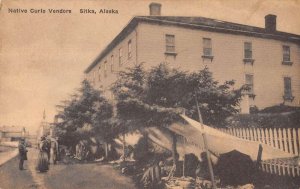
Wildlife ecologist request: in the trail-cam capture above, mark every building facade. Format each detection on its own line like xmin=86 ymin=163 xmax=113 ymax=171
xmin=0 ymin=126 xmax=27 ymax=142
xmin=84 ymin=3 xmax=300 ymax=113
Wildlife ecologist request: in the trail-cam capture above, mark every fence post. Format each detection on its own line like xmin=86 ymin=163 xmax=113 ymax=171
xmin=247 ymin=128 xmax=251 ymax=141
xmin=283 ymin=128 xmax=288 ymax=152
xmin=258 ymin=129 xmax=262 ymax=143
xmin=292 ymin=128 xmax=298 ymax=155
xmin=230 ymin=128 xmax=234 ymax=136
xmin=282 ymin=164 xmax=286 ymax=176
xmin=269 ymin=128 xmax=274 ymax=147
xmin=278 ymin=128 xmax=283 ymax=151
xmin=274 ymin=128 xmax=278 ymax=149
xmin=273 ymin=162 xmax=277 ymax=174
xmin=261 ymin=128 xmax=266 ymax=144
xmin=249 ymin=128 xmax=254 ymax=141
xmin=239 ymin=128 xmax=242 ymax=138
xmin=287 ymin=165 xmax=290 ymax=176
xmin=265 ymin=128 xmax=270 ymax=146
xmin=292 ymin=166 xmax=295 ymax=177
xmin=240 ymin=128 xmax=244 ymax=139
xmin=232 ymin=128 xmax=237 ymax=137
xmin=253 ymin=128 xmax=258 ymax=141
xmin=287 ymin=128 xmax=293 ymax=154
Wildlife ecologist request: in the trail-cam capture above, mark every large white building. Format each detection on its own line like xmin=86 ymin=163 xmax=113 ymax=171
xmin=84 ymin=3 xmax=300 ymax=113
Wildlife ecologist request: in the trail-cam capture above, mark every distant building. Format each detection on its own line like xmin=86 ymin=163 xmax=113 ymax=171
xmin=0 ymin=126 xmax=27 ymax=142
xmin=84 ymin=3 xmax=300 ymax=113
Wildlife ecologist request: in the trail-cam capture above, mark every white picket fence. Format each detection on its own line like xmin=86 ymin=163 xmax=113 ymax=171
xmin=218 ymin=127 xmax=300 ymax=177
xmin=218 ymin=127 xmax=300 ymax=156
xmin=260 ymin=158 xmax=300 ymax=177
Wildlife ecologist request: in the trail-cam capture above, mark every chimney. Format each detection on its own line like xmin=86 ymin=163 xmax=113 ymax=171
xmin=265 ymin=14 xmax=277 ymax=32
xmin=149 ymin=2 xmax=161 ymax=16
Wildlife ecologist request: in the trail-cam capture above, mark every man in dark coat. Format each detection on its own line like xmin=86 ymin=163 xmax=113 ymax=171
xmin=18 ymin=138 xmax=28 ymax=170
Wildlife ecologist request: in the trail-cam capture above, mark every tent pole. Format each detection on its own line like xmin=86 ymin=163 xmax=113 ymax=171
xmin=203 ymin=133 xmax=217 ymax=189
xmin=195 ymin=96 xmax=204 ymax=129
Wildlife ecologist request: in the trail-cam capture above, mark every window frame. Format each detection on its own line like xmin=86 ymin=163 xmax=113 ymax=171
xmin=203 ymin=38 xmax=212 ymax=57
xmin=104 ymin=61 xmax=107 ymax=78
xmin=282 ymin=45 xmax=290 ymax=62
xmin=119 ymin=48 xmax=123 ymax=66
xmin=111 ymin=55 xmax=114 ymax=72
xmin=282 ymin=45 xmax=293 ymax=65
xmin=244 ymin=42 xmax=252 ymax=59
xmin=165 ymin=34 xmax=176 ymax=53
xmin=128 ymin=40 xmax=132 ymax=59
xmin=245 ymin=74 xmax=254 ymax=95
xmin=202 ymin=38 xmax=214 ymax=61
xmin=283 ymin=77 xmax=292 ymax=97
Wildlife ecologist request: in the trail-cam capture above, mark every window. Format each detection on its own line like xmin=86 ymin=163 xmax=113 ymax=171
xmin=111 ymin=55 xmax=114 ymax=72
xmin=128 ymin=40 xmax=132 ymax=59
xmin=104 ymin=61 xmax=107 ymax=78
xmin=282 ymin=45 xmax=292 ymax=65
xmin=244 ymin=42 xmax=252 ymax=59
xmin=203 ymin=38 xmax=212 ymax=56
xmin=98 ymin=66 xmax=101 ymax=81
xmin=119 ymin=48 xmax=123 ymax=66
xmin=282 ymin=46 xmax=290 ymax=61
xmin=245 ymin=74 xmax=254 ymax=94
xmin=165 ymin=34 xmax=175 ymax=53
xmin=284 ymin=77 xmax=292 ymax=98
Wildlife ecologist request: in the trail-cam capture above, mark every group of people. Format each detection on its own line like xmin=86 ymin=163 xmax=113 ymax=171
xmin=18 ymin=135 xmax=59 ymax=172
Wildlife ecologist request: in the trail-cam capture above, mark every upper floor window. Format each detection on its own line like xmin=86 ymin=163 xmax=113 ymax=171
xmin=119 ymin=48 xmax=123 ymax=66
xmin=244 ymin=42 xmax=252 ymax=59
xmin=104 ymin=61 xmax=107 ymax=78
xmin=111 ymin=55 xmax=114 ymax=72
xmin=128 ymin=40 xmax=132 ymax=59
xmin=165 ymin=34 xmax=175 ymax=53
xmin=282 ymin=46 xmax=290 ymax=61
xmin=283 ymin=77 xmax=294 ymax=101
xmin=203 ymin=38 xmax=212 ymax=56
xmin=245 ymin=74 xmax=254 ymax=94
xmin=282 ymin=45 xmax=292 ymax=65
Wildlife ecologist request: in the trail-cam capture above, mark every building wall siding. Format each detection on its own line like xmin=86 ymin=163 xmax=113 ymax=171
xmin=86 ymin=28 xmax=138 ymax=99
xmin=137 ymin=22 xmax=300 ymax=111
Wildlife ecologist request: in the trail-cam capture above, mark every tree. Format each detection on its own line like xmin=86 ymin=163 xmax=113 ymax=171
xmin=112 ymin=63 xmax=245 ymax=164
xmin=54 ymin=80 xmax=114 ymax=158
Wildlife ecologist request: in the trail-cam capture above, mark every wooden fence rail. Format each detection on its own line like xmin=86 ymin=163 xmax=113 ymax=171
xmin=218 ymin=127 xmax=300 ymax=156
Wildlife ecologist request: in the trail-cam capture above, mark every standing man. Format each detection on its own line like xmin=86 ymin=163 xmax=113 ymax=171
xmin=18 ymin=138 xmax=28 ymax=170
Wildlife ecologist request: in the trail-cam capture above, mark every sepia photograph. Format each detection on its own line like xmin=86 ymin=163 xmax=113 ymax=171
xmin=1 ymin=0 xmax=300 ymax=188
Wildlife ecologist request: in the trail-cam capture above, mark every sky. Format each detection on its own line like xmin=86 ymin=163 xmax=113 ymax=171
xmin=0 ymin=0 xmax=300 ymax=134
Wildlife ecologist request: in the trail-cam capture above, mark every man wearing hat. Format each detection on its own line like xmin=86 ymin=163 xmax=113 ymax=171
xmin=18 ymin=138 xmax=28 ymax=170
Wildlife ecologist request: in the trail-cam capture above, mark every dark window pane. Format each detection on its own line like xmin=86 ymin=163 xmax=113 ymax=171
xmin=283 ymin=46 xmax=290 ymax=61
xmin=284 ymin=77 xmax=292 ymax=96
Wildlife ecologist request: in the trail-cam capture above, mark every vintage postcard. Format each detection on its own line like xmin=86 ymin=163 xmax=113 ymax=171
xmin=1 ymin=0 xmax=300 ymax=188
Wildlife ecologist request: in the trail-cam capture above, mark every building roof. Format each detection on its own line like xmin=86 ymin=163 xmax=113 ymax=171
xmin=0 ymin=126 xmax=24 ymax=133
xmin=84 ymin=16 xmax=300 ymax=73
